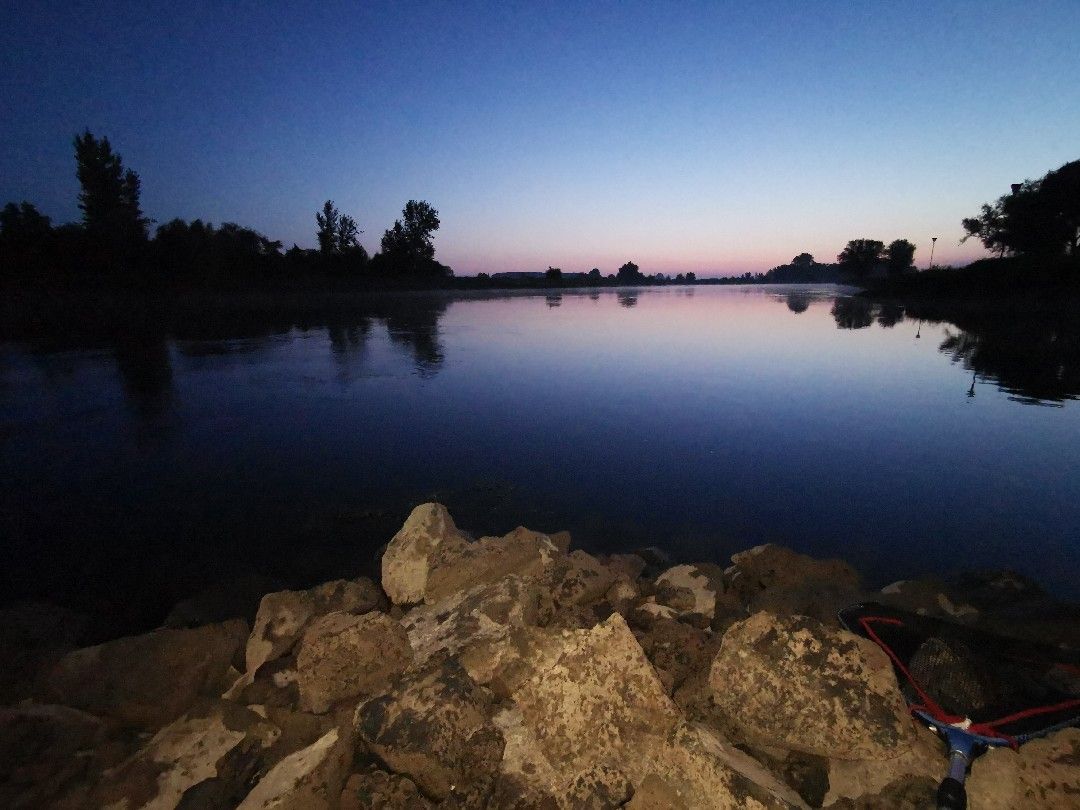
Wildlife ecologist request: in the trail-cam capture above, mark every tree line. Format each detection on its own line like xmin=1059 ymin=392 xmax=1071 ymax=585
xmin=0 ymin=131 xmax=450 ymax=282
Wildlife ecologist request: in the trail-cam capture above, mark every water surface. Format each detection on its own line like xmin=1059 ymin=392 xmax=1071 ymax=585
xmin=2 ymin=285 xmax=1078 ymax=627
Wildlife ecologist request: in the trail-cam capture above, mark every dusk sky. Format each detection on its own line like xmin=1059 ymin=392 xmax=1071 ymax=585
xmin=2 ymin=1 xmax=1078 ymax=276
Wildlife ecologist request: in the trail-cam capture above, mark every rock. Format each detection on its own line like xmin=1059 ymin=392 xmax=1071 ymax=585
xmin=164 ymin=573 xmax=281 ymax=629
xmin=966 ymin=726 xmax=1080 ymax=809
xmin=727 ymin=545 xmax=863 ymax=626
xmin=423 ymin=526 xmax=561 ymax=605
xmin=401 ymin=574 xmax=553 ymax=674
xmin=600 ymin=552 xmax=647 ymax=581
xmin=827 ymin=775 xmax=938 ymax=809
xmin=947 ymin=568 xmax=1045 ymax=612
xmin=0 ymin=601 xmax=90 ymax=704
xmin=655 ymin=563 xmax=735 ymax=623
xmin=629 ymin=598 xmax=680 ymax=629
xmin=223 ymin=655 xmax=300 ymax=709
xmin=549 ymin=530 xmax=572 ymax=555
xmin=245 ymin=578 xmax=385 ymax=674
xmin=635 ymin=618 xmax=713 ymax=694
xmin=624 ymin=773 xmax=689 ymax=809
xmin=709 ymin=612 xmax=913 ymax=761
xmin=90 ymin=700 xmax=279 ymax=809
xmin=507 ymin=613 xmax=802 ymax=807
xmin=878 ymin=579 xmax=979 ymax=623
xmin=354 ymin=658 xmax=504 ymax=802
xmin=823 ymin=721 xmax=943 ymax=806
xmin=340 ymin=769 xmax=433 ymax=809
xmin=295 ymin=611 xmax=412 ymax=713
xmin=237 ymin=727 xmax=352 ymax=810
xmin=548 ymin=549 xmax=618 ymax=610
xmin=0 ymin=703 xmax=137 ymax=809
xmin=606 ymin=575 xmax=641 ymax=614
xmin=44 ymin=619 xmax=248 ymax=730
xmin=381 ymin=503 xmax=470 ymax=605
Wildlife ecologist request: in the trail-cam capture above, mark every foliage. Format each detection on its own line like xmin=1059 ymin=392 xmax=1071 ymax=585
xmin=545 ymin=266 xmax=562 ymax=281
xmin=962 ymin=160 xmax=1080 ymax=259
xmin=837 ymin=239 xmax=885 ymax=277
xmin=762 ymin=253 xmax=843 ymax=283
xmin=885 ymin=239 xmax=916 ymax=275
xmin=316 ymin=200 xmax=363 ymax=256
xmin=73 ymin=130 xmax=148 ymax=266
xmin=616 ymin=261 xmax=643 ymax=282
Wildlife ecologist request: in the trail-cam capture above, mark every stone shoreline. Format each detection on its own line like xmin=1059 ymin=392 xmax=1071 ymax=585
xmin=2 ymin=503 xmax=1078 ymax=808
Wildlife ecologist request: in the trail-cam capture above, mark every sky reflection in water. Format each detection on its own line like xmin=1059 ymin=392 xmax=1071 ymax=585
xmin=2 ymin=285 xmax=1078 ymax=627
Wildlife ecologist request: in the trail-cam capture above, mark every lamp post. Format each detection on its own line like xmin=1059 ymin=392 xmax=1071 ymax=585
xmin=928 ymin=237 xmax=938 ymax=271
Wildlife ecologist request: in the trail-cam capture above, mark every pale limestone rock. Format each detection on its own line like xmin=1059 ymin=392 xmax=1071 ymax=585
xmin=353 ymin=658 xmax=503 ymax=802
xmin=295 ymin=611 xmax=412 ymax=714
xmin=44 ymin=620 xmax=248 ymax=730
xmin=237 ymin=727 xmax=352 ymax=810
xmin=94 ymin=701 xmax=278 ymax=810
xmin=507 ymin=613 xmax=803 ymax=808
xmin=423 ymin=526 xmax=560 ymax=604
xmin=245 ymin=578 xmax=384 ymax=673
xmin=401 ymin=573 xmax=553 ymax=673
xmin=655 ymin=564 xmax=728 ymax=621
xmin=709 ymin=612 xmax=913 ymax=761
xmin=823 ymin=721 xmax=943 ymax=805
xmin=967 ymin=727 xmax=1080 ymax=809
xmin=381 ymin=503 xmax=469 ymax=605
xmin=726 ymin=545 xmax=862 ymax=625
xmin=548 ymin=549 xmax=618 ymax=609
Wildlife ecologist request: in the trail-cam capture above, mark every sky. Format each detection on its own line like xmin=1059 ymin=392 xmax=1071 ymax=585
xmin=2 ymin=1 xmax=1078 ymax=276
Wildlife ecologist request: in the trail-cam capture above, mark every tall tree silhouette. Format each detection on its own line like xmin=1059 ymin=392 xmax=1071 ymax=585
xmin=316 ymin=200 xmax=363 ymax=255
xmin=885 ymin=239 xmax=916 ymax=275
xmin=74 ymin=130 xmax=148 ymax=266
xmin=377 ymin=200 xmax=445 ymax=274
xmin=837 ymin=239 xmax=884 ymax=277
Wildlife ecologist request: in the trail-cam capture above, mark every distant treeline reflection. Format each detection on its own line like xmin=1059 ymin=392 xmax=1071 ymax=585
xmin=825 ymin=295 xmax=1080 ymax=404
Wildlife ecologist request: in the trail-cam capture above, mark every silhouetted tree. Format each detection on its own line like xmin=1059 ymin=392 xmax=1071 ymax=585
xmin=545 ymin=266 xmax=562 ymax=282
xmin=837 ymin=239 xmax=885 ymax=277
xmin=74 ymin=130 xmax=148 ymax=266
xmin=587 ymin=268 xmax=601 ymax=282
xmin=686 ymin=271 xmax=696 ymax=282
xmin=316 ymin=200 xmax=363 ymax=255
xmin=962 ymin=159 xmax=1080 ymax=259
xmin=376 ymin=200 xmax=448 ymax=275
xmin=616 ymin=261 xmax=643 ymax=282
xmin=885 ymin=239 xmax=916 ymax=275
xmin=791 ymin=252 xmax=815 ymax=268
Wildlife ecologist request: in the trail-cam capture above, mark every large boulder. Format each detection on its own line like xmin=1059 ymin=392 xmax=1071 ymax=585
xmin=43 ymin=620 xmax=248 ymax=730
xmin=547 ymin=550 xmax=619 ymax=610
xmin=967 ymin=727 xmax=1080 ymax=809
xmin=401 ymin=574 xmax=554 ymax=674
xmin=423 ymin=526 xmax=561 ymax=605
xmin=726 ymin=545 xmax=863 ymax=626
xmin=354 ymin=658 xmax=504 ymax=803
xmin=380 ymin=503 xmax=470 ymax=605
xmin=709 ymin=612 xmax=913 ymax=761
xmin=245 ymin=578 xmax=384 ymax=674
xmin=505 ymin=613 xmax=803 ymax=807
xmin=877 ymin=579 xmax=979 ymax=623
xmin=237 ymin=727 xmax=352 ymax=810
xmin=295 ymin=611 xmax=412 ymax=714
xmin=89 ymin=700 xmax=280 ymax=809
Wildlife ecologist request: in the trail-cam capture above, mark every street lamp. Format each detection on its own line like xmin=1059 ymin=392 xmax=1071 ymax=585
xmin=928 ymin=237 xmax=938 ymax=271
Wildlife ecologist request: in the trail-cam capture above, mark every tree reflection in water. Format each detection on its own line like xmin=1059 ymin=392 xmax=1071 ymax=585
xmin=823 ymin=295 xmax=1080 ymax=406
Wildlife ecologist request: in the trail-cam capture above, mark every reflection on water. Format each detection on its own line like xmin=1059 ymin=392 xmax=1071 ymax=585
xmin=2 ymin=285 xmax=1079 ymax=629
xmin=826 ymin=294 xmax=1080 ymax=405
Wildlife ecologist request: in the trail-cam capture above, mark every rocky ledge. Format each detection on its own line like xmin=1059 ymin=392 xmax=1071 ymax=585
xmin=2 ymin=503 xmax=1078 ymax=809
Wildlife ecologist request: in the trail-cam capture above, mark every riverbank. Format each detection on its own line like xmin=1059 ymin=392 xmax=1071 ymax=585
xmin=2 ymin=504 xmax=1077 ymax=808
xmin=862 ymin=255 xmax=1080 ymax=302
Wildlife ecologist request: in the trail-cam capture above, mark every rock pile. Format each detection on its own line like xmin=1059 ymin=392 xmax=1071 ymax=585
xmin=2 ymin=502 xmax=1077 ymax=808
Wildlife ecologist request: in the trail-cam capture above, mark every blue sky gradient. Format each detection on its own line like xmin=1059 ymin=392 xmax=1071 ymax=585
xmin=2 ymin=0 xmax=1078 ymax=275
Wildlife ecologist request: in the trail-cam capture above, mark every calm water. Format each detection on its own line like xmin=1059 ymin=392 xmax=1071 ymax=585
xmin=2 ymin=285 xmax=1079 ymax=627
